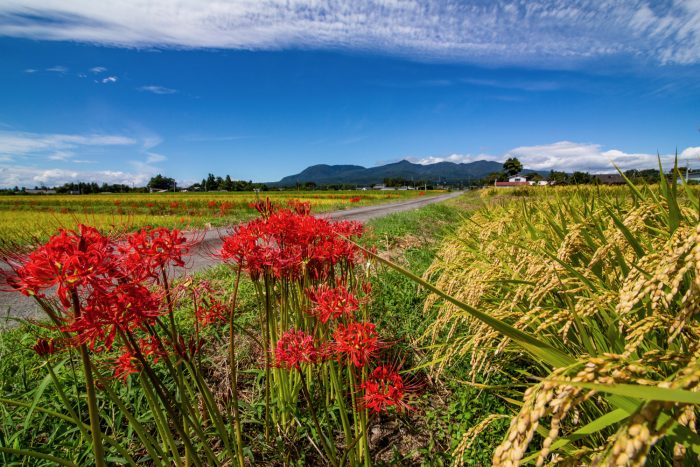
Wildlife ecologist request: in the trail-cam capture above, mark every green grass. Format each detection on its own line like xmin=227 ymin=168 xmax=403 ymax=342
xmin=360 ymin=193 xmax=509 ymax=465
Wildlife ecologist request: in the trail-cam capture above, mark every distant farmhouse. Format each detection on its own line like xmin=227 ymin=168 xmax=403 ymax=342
xmin=495 ymin=175 xmax=529 ymax=188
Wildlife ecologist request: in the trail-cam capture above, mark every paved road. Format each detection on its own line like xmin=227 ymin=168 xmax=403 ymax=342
xmin=1 ymin=191 xmax=462 ymax=325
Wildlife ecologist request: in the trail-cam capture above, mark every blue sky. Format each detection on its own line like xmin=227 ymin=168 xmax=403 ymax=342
xmin=1 ymin=1 xmax=699 ymax=187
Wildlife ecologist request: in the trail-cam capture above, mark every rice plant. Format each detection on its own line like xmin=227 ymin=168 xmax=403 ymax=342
xmin=381 ymin=169 xmax=700 ymax=464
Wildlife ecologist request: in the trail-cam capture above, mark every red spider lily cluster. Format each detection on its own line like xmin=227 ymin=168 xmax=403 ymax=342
xmin=224 ymin=201 xmax=413 ymax=420
xmin=274 ymin=329 xmax=318 ymax=369
xmin=221 ymin=200 xmax=363 ymax=281
xmin=2 ymin=224 xmax=193 ymax=371
xmin=0 ymin=199 xmax=417 ymax=465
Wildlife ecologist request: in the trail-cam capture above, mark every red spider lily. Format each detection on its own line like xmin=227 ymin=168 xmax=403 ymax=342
xmin=113 ymin=350 xmax=139 ymax=381
xmin=33 ymin=338 xmax=59 ymax=356
xmin=207 ymin=200 xmax=218 ymax=209
xmin=332 ymin=322 xmax=379 ymax=368
xmin=306 ymin=284 xmax=358 ymax=323
xmin=249 ymin=198 xmax=276 ymax=219
xmin=287 ymin=199 xmax=311 ymax=216
xmin=349 ymin=196 xmax=361 ymax=203
xmin=360 ymin=365 xmax=412 ymax=414
xmin=139 ymin=336 xmax=167 ymax=364
xmin=64 ymin=284 xmax=164 ymax=351
xmin=275 ymin=329 xmax=318 ymax=369
xmin=8 ymin=225 xmax=116 ymax=308
xmin=220 ymin=220 xmax=275 ymax=280
xmin=120 ymin=227 xmax=190 ymax=280
xmin=195 ymin=300 xmax=228 ymax=326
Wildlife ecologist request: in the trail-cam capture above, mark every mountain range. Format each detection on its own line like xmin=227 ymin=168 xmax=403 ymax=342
xmin=271 ymin=160 xmax=530 ymax=186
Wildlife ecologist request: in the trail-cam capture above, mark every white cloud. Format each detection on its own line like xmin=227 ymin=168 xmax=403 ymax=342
xmin=145 ymin=152 xmax=167 ymax=163
xmin=141 ymin=135 xmax=163 ymax=150
xmin=408 ymin=154 xmax=493 ymax=165
xmin=46 ymin=65 xmax=67 ymax=73
xmin=408 ymin=141 xmax=700 ymax=173
xmin=0 ymin=1 xmax=699 ymax=66
xmin=139 ymin=85 xmax=177 ymax=94
xmin=101 ymin=76 xmax=117 ymax=83
xmin=0 ymin=131 xmax=136 ymax=159
xmin=47 ymin=150 xmax=75 ymax=161
xmin=23 ymin=68 xmax=36 ymax=73
xmin=680 ymin=146 xmax=700 ymax=159
xmin=90 ymin=66 xmax=107 ymax=73
xmin=0 ymin=165 xmax=154 ymax=188
xmin=0 ymin=129 xmax=168 ymax=187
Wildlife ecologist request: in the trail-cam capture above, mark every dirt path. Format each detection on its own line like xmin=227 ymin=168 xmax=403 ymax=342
xmin=1 ymin=191 xmax=462 ymax=325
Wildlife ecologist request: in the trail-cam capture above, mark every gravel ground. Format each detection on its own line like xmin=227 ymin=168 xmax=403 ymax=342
xmin=0 ymin=191 xmax=462 ymax=326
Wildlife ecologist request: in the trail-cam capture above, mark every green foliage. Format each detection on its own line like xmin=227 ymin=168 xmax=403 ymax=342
xmin=147 ymin=173 xmax=176 ymax=190
xmin=502 ymin=157 xmax=523 ymax=176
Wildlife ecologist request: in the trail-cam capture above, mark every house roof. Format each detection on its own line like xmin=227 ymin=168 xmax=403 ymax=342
xmin=495 ymin=181 xmax=529 ymax=187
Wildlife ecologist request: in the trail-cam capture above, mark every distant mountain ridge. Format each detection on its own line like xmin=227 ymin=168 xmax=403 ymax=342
xmin=272 ymin=159 xmax=529 ymax=186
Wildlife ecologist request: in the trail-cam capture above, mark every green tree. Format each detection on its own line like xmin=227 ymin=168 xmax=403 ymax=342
xmin=503 ymin=157 xmax=523 ymax=176
xmin=147 ymin=174 xmax=175 ymax=190
xmin=569 ymin=171 xmax=593 ymax=184
xmin=548 ymin=170 xmax=568 ymax=184
xmin=484 ymin=172 xmax=506 ymax=185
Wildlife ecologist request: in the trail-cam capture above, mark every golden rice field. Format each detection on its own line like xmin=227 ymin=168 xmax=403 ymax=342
xmin=422 ymin=182 xmax=700 ymax=464
xmin=0 ymin=190 xmax=435 ymax=241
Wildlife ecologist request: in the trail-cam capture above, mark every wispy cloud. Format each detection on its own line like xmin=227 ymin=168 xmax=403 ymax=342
xmin=23 ymin=68 xmax=36 ymax=73
xmin=0 ymin=131 xmax=136 ymax=159
xmin=145 ymin=152 xmax=167 ymax=163
xmin=47 ymin=151 xmax=76 ymax=161
xmin=46 ymin=65 xmax=67 ymax=73
xmin=181 ymin=134 xmax=249 ymax=142
xmin=101 ymin=76 xmax=117 ymax=83
xmin=0 ymin=1 xmax=699 ymax=66
xmin=139 ymin=85 xmax=177 ymax=94
xmin=460 ymin=77 xmax=560 ymax=92
xmin=407 ymin=141 xmax=700 ymax=173
xmin=90 ymin=66 xmax=107 ymax=73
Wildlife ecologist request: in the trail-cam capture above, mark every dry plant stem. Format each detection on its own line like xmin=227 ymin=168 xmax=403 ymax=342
xmin=71 ymin=290 xmax=106 ymax=467
xmin=228 ymin=264 xmax=246 ymax=467
xmin=298 ymin=369 xmax=339 ymax=467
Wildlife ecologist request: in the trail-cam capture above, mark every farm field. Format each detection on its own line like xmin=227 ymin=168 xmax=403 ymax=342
xmin=0 ymin=190 xmax=437 ymax=242
xmin=1 ymin=180 xmax=700 ymax=465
